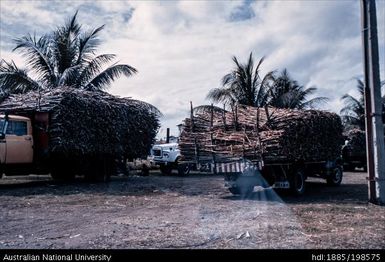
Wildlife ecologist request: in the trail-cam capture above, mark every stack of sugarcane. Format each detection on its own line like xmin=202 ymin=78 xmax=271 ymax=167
xmin=179 ymin=104 xmax=343 ymax=163
xmin=0 ymin=87 xmax=161 ymax=159
xmin=344 ymin=129 xmax=367 ymax=158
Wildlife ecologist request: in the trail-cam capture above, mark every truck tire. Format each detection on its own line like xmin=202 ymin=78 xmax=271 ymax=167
xmin=50 ymin=157 xmax=76 ymax=181
xmin=228 ymin=187 xmax=240 ymax=195
xmin=160 ymin=164 xmax=172 ymax=175
xmin=177 ymin=163 xmax=190 ymax=176
xmin=84 ymin=157 xmax=112 ymax=182
xmin=96 ymin=171 xmax=111 ymax=182
xmin=290 ymin=170 xmax=306 ymax=196
xmin=228 ymin=185 xmax=254 ymax=197
xmin=51 ymin=167 xmax=75 ymax=181
xmin=327 ymin=167 xmax=343 ymax=186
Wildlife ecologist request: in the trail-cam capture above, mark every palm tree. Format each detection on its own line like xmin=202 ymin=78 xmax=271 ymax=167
xmin=0 ymin=12 xmax=136 ymax=94
xmin=207 ymin=52 xmax=274 ymax=108
xmin=340 ymin=79 xmax=385 ymax=131
xmin=340 ymin=79 xmax=366 ymax=130
xmin=268 ymin=69 xmax=328 ymax=109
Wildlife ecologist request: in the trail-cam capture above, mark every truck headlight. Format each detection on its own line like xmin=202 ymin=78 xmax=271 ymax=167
xmin=163 ymin=153 xmax=169 ymax=158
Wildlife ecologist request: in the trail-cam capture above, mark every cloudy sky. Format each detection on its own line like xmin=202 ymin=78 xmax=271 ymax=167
xmin=1 ymin=0 xmax=384 ymax=138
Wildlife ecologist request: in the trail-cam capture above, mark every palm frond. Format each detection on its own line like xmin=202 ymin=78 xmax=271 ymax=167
xmin=206 ymin=87 xmax=234 ymax=105
xmin=221 ymin=73 xmax=234 ymax=87
xmin=77 ymin=25 xmax=105 ymax=64
xmin=84 ymin=64 xmax=137 ymax=91
xmin=78 ymin=54 xmax=116 ymax=86
xmin=209 ymin=53 xmax=272 ymax=108
xmin=256 ymin=70 xmax=275 ymax=107
xmin=268 ymin=69 xmax=326 ymax=109
xmin=13 ymin=34 xmax=55 ymax=85
xmin=58 ymin=65 xmax=82 ymax=86
xmin=340 ymin=80 xmax=367 ymax=130
xmin=340 ymin=94 xmax=363 ymax=113
xmin=300 ymin=97 xmax=329 ymax=109
xmin=53 ymin=11 xmax=82 ymax=73
xmin=193 ymin=105 xmax=227 ymax=115
xmin=0 ymin=59 xmax=41 ymax=93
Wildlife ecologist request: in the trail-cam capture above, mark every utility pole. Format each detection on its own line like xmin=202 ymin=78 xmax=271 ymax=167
xmin=360 ymin=0 xmax=385 ymax=205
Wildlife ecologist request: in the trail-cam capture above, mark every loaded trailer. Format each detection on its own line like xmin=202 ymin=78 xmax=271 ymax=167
xmin=0 ymin=88 xmax=160 ymax=181
xmin=178 ymin=104 xmax=344 ymax=195
xmin=180 ymin=156 xmax=343 ymax=196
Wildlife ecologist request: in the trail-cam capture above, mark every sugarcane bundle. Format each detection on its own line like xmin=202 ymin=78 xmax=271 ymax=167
xmin=0 ymin=87 xmax=160 ymax=159
xmin=179 ymin=104 xmax=343 ymax=163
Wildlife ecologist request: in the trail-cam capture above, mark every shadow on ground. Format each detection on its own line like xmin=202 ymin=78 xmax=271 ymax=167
xmin=0 ymin=171 xmax=369 ymax=206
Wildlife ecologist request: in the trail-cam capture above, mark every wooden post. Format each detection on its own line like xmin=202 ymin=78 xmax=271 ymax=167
xmin=264 ymin=105 xmax=270 ymax=123
xmin=210 ymin=103 xmax=214 ymax=128
xmin=194 ymin=137 xmax=199 ymax=168
xmin=211 ymin=132 xmax=217 ymax=174
xmin=235 ymin=105 xmax=238 ymax=131
xmin=222 ymin=104 xmax=227 ymax=130
xmin=256 ymin=107 xmax=260 ymax=132
xmin=209 ymin=104 xmax=217 ymax=174
xmin=166 ymin=128 xmax=170 ymax=143
xmin=242 ymin=128 xmax=246 ymax=158
xmin=190 ymin=101 xmax=194 ymax=131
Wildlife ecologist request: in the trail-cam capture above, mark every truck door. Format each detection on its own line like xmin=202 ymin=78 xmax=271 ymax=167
xmin=5 ymin=119 xmax=33 ymax=164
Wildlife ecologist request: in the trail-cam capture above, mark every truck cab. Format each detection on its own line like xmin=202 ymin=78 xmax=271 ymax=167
xmin=0 ymin=114 xmax=34 ymax=177
xmin=150 ymin=143 xmax=189 ymax=175
xmin=342 ymin=140 xmax=367 ymax=171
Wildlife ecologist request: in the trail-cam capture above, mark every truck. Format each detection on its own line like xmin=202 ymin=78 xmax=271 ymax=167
xmin=0 ymin=112 xmax=120 ymax=181
xmin=341 ymin=129 xmax=367 ymax=172
xmin=342 ymin=141 xmax=367 ymax=172
xmin=0 ymin=88 xmax=160 ymax=181
xmin=150 ymin=143 xmax=190 ymax=176
xmin=178 ymin=104 xmax=344 ymax=196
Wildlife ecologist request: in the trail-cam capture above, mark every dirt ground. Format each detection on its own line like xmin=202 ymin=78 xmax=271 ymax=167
xmin=0 ymin=170 xmax=384 ymax=249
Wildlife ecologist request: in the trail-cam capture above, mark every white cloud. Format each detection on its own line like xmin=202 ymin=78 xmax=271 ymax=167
xmin=1 ymin=0 xmax=385 ymax=139
xmin=0 ymin=0 xmax=59 ymax=25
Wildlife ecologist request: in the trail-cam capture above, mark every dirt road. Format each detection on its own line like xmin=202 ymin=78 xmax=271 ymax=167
xmin=0 ymin=171 xmax=384 ymax=249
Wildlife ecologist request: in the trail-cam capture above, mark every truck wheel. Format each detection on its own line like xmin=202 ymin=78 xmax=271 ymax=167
xmin=51 ymin=168 xmax=75 ymax=181
xmin=228 ymin=187 xmax=240 ymax=195
xmin=94 ymin=167 xmax=111 ymax=182
xmin=50 ymin=158 xmax=76 ymax=181
xmin=160 ymin=164 xmax=172 ymax=175
xmin=85 ymin=172 xmax=108 ymax=182
xmin=177 ymin=163 xmax=190 ymax=176
xmin=96 ymin=158 xmax=112 ymax=182
xmin=229 ymin=186 xmax=254 ymax=197
xmin=327 ymin=167 xmax=343 ymax=186
xmin=84 ymin=157 xmax=112 ymax=182
xmin=290 ymin=170 xmax=306 ymax=196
